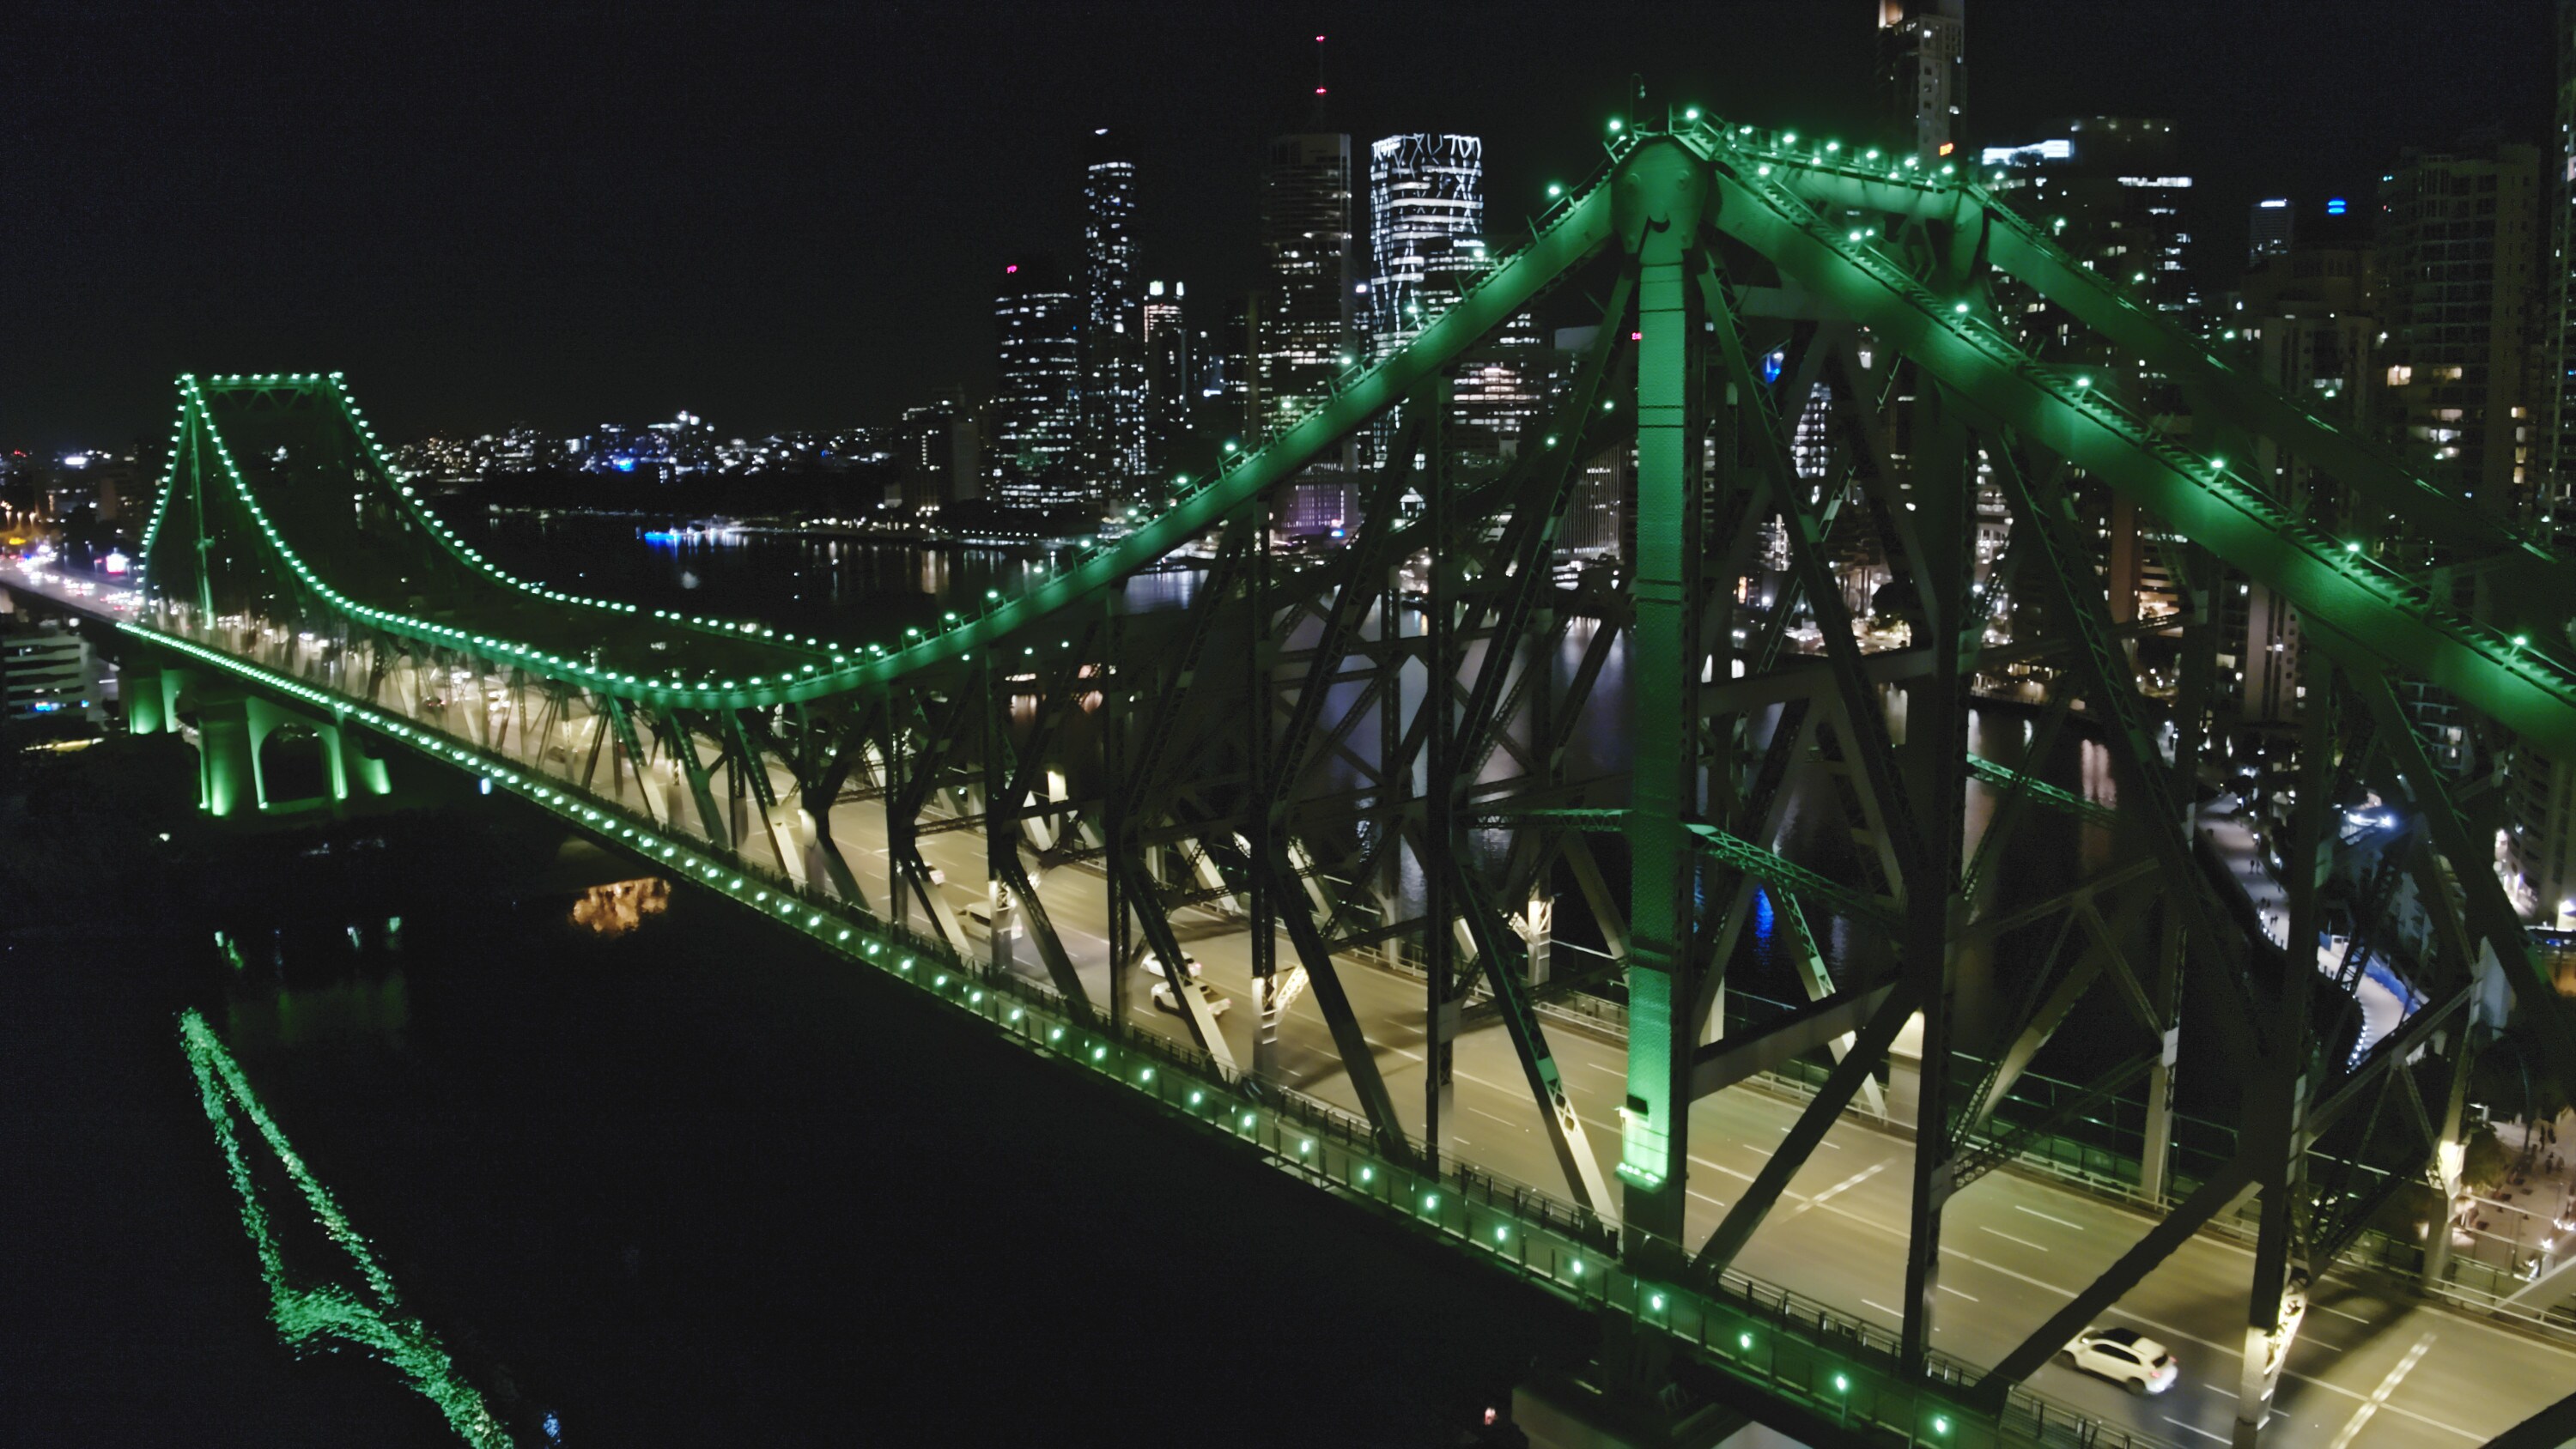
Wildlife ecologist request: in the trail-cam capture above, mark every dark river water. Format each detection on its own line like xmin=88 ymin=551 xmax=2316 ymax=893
xmin=9 ymin=513 xmax=2233 ymax=1446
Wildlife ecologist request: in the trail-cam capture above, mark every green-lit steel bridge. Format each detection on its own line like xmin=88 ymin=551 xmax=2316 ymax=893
xmin=25 ymin=116 xmax=2576 ymax=1449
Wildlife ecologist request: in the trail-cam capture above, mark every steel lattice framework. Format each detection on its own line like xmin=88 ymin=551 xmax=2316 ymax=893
xmin=118 ymin=118 xmax=2576 ymax=1449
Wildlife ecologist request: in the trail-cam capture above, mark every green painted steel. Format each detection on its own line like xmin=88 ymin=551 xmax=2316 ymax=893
xmin=121 ymin=615 xmax=2183 ymax=1449
xmin=138 ymin=125 xmax=2576 ymax=766
xmin=1618 ymin=140 xmax=1712 ymax=1234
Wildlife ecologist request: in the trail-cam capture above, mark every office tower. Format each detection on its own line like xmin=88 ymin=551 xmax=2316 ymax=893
xmin=1877 ymin=0 xmax=1965 ymax=160
xmin=1141 ymin=280 xmax=1189 ymax=474
xmin=1258 ymin=131 xmax=1354 ymax=443
xmin=1451 ymin=314 xmax=1546 ymax=461
xmin=993 ymin=256 xmax=1083 ymax=506
xmin=1082 ymin=128 xmax=1146 ymax=488
xmin=1367 ymin=134 xmax=1485 ymax=360
xmin=2249 ymin=197 xmax=2295 ymax=267
xmin=2377 ymin=136 xmax=2543 ymax=520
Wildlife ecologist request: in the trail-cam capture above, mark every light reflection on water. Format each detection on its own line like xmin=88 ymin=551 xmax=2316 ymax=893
xmin=570 ymin=877 xmax=672 ymax=938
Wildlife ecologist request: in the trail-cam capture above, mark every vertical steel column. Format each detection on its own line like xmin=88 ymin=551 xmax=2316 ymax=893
xmin=884 ymin=700 xmax=912 ymax=933
xmin=2141 ymin=894 xmax=2185 ymax=1206
xmin=1900 ymin=398 xmax=1973 ymax=1370
xmin=1250 ymin=495 xmax=1280 ymax=1079
xmin=1379 ymin=532 xmax=1409 ymax=975
xmin=2421 ymin=1032 xmax=2476 ymax=1291
xmin=983 ymin=661 xmax=1018 ymax=975
xmin=1618 ymin=142 xmax=1710 ymax=1265
xmin=1106 ymin=597 xmax=1132 ymax=1029
xmin=1423 ymin=379 xmax=1456 ymax=1172
xmin=2234 ymin=650 xmax=2329 ymax=1449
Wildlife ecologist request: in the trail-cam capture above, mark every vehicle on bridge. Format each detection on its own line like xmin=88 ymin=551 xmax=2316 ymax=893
xmin=2063 ymin=1327 xmax=2178 ymax=1396
xmin=1141 ymin=950 xmax=1203 ymax=979
xmin=1151 ymin=979 xmax=1229 ymax=1019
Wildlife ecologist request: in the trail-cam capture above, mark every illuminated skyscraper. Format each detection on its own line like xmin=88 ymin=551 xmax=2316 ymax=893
xmin=1367 ymin=134 xmax=1485 ymax=360
xmin=1258 ymin=131 xmax=1353 ymax=442
xmin=1082 ymin=128 xmax=1146 ymax=487
xmin=1142 ymin=280 xmax=1189 ymax=472
xmin=993 ymin=255 xmax=1083 ymax=505
xmin=2249 ymin=197 xmax=2295 ymax=267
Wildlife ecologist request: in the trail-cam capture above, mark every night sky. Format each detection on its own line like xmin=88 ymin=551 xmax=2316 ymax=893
xmin=1 ymin=0 xmax=2552 ymax=452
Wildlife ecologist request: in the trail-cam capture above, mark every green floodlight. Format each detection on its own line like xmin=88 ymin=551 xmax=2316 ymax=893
xmin=1607 ymin=117 xmax=1623 ymax=134
xmin=1547 ymin=182 xmax=1564 ymax=197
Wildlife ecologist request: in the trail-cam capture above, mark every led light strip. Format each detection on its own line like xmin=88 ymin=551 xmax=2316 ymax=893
xmin=134 ymin=619 xmax=2162 ymax=1449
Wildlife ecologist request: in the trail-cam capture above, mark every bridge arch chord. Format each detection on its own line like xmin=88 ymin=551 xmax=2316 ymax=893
xmin=135 ymin=121 xmax=2576 ymax=1434
xmin=1619 ymin=123 xmax=2576 ymax=1404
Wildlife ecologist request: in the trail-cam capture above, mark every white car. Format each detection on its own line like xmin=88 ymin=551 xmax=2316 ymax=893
xmin=1141 ymin=950 xmax=1203 ymax=979
xmin=2063 ymin=1327 xmax=2178 ymax=1396
xmin=1151 ymin=979 xmax=1230 ymax=1018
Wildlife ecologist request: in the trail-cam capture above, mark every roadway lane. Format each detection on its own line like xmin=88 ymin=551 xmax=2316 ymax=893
xmin=843 ymin=797 xmax=2568 ymax=1449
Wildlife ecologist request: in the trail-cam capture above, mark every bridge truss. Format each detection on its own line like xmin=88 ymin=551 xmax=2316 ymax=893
xmin=127 ymin=117 xmax=2576 ymax=1447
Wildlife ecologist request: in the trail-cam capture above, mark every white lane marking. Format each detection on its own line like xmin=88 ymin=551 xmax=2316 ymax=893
xmin=2312 ymin=1304 xmax=2372 ymax=1325
xmin=1582 ymin=1060 xmax=1625 ymax=1076
xmin=1938 ymin=1284 xmax=1980 ymax=1302
xmin=2015 ymin=1205 xmax=2085 ymax=1230
xmin=1862 ymin=1298 xmax=1902 ymax=1319
xmin=1784 ymin=1161 xmax=1885 ymax=1219
xmin=1772 ymin=1125 xmax=1842 ymax=1149
xmin=2327 ymin=1331 xmax=2436 ymax=1449
xmin=2163 ymin=1416 xmax=2231 ymax=1444
xmin=1687 ymin=1190 xmax=1728 ymax=1208
xmin=1466 ymin=1105 xmax=1522 ymax=1131
xmin=1980 ymin=1226 xmax=2050 ymax=1252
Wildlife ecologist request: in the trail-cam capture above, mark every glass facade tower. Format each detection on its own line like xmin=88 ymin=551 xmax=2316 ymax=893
xmin=1082 ymin=128 xmax=1145 ymax=491
xmin=993 ymin=255 xmax=1082 ymax=506
xmin=1258 ymin=131 xmax=1354 ymax=441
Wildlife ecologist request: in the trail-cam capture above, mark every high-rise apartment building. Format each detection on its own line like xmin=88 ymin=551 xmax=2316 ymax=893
xmin=1081 ymin=129 xmax=1146 ymax=488
xmin=2249 ymin=197 xmax=2296 ymax=268
xmin=1984 ymin=118 xmax=2198 ymax=621
xmin=2376 ymin=136 xmax=2543 ymax=521
xmin=993 ymin=255 xmax=1083 ymax=506
xmin=2231 ymin=201 xmax=2379 ymax=725
xmin=1258 ymin=131 xmax=1354 ymax=443
xmin=1877 ymin=0 xmax=1965 ymax=160
xmin=2549 ymin=3 xmax=2576 ymax=548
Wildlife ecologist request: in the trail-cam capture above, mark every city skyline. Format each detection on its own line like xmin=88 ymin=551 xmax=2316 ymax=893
xmin=0 ymin=2 xmax=2555 ymax=451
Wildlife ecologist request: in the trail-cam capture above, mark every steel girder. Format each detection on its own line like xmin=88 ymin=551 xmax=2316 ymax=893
xmin=140 ymin=121 xmax=2576 ymax=1444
